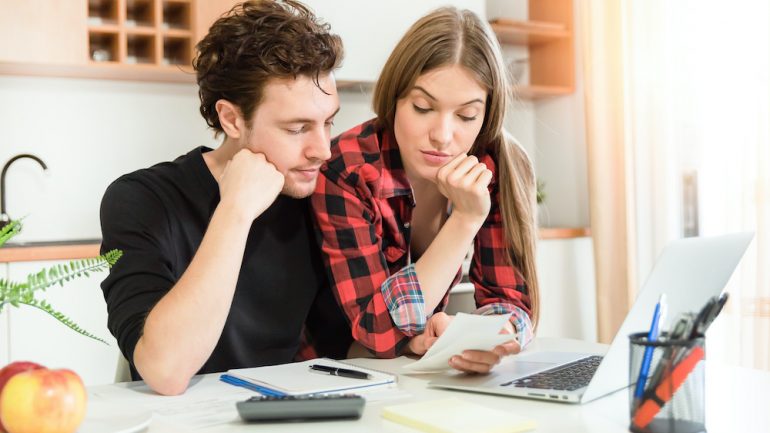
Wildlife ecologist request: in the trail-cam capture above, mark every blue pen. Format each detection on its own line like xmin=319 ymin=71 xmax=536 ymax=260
xmin=634 ymin=294 xmax=667 ymax=401
xmin=219 ymin=374 xmax=287 ymax=397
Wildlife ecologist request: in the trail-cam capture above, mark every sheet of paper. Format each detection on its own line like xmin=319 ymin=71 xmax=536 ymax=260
xmin=403 ymin=313 xmax=514 ymax=372
xmin=89 ymin=376 xmax=254 ymax=430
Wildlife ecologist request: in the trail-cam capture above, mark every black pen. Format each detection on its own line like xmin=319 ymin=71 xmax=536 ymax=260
xmin=309 ymin=364 xmax=371 ymax=380
xmin=690 ymin=292 xmax=730 ymax=339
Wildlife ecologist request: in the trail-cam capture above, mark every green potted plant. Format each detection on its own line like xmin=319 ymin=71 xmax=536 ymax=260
xmin=0 ymin=220 xmax=121 ymax=343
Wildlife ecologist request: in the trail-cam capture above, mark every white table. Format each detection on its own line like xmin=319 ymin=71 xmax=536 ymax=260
xmin=85 ymin=338 xmax=769 ymax=432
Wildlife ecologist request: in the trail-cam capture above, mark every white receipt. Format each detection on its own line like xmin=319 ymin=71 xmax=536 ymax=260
xmin=403 ymin=313 xmax=514 ymax=372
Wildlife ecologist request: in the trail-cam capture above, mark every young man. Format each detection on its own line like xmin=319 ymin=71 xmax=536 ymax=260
xmin=99 ymin=0 xmax=350 ymax=396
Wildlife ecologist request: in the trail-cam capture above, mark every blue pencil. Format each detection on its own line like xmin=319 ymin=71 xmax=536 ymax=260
xmin=219 ymin=374 xmax=287 ymax=397
xmin=634 ymin=294 xmax=667 ymax=402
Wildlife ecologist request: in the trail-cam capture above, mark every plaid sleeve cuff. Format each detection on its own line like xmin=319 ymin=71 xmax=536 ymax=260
xmin=381 ymin=263 xmax=426 ymax=336
xmin=475 ymin=303 xmax=534 ymax=349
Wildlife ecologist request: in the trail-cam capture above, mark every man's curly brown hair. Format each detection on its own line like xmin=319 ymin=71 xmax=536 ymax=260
xmin=193 ymin=0 xmax=343 ymax=134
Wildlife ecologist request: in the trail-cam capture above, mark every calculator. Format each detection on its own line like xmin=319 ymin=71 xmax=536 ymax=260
xmin=235 ymin=394 xmax=365 ymax=422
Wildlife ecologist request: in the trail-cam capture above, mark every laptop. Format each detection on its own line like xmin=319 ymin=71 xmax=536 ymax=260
xmin=429 ymin=232 xmax=754 ymax=403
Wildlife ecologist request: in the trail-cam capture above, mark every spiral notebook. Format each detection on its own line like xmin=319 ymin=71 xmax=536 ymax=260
xmin=222 ymin=358 xmax=397 ymax=396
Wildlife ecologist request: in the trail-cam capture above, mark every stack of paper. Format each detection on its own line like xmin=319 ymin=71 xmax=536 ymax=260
xmin=382 ymin=398 xmax=536 ymax=433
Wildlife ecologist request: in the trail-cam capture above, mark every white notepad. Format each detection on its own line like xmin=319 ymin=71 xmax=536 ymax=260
xmin=226 ymin=358 xmax=396 ymax=396
xmin=382 ymin=398 xmax=537 ymax=433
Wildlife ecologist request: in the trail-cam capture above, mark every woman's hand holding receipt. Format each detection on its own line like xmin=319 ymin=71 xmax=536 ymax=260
xmin=405 ymin=313 xmax=518 ymax=374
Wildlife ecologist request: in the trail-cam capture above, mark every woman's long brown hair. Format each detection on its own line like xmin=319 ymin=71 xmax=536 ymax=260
xmin=372 ymin=7 xmax=540 ymax=326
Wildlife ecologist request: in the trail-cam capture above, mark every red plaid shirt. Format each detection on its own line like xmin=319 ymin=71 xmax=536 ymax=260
xmin=311 ymin=119 xmax=533 ymax=358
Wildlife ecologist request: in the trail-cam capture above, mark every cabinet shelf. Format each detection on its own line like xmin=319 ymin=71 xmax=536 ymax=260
xmin=162 ymin=36 xmax=192 ymax=66
xmin=88 ymin=0 xmax=119 ymax=26
xmin=517 ymin=84 xmax=574 ymax=99
xmin=85 ymin=0 xmax=195 ymax=68
xmin=0 ymin=61 xmax=195 ymax=83
xmin=162 ymin=29 xmax=192 ymax=38
xmin=162 ymin=1 xmax=192 ymax=30
xmin=126 ymin=34 xmax=157 ymax=64
xmin=125 ymin=27 xmax=157 ymax=36
xmin=539 ymin=227 xmax=591 ymax=240
xmin=491 ymin=0 xmax=575 ymax=98
xmin=490 ymin=19 xmax=570 ymax=46
xmin=125 ymin=0 xmax=156 ymax=28
xmin=87 ymin=24 xmax=121 ymax=34
xmin=88 ymin=31 xmax=120 ymax=63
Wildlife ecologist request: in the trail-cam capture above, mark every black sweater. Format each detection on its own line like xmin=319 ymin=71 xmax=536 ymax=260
xmin=99 ymin=147 xmax=350 ymax=380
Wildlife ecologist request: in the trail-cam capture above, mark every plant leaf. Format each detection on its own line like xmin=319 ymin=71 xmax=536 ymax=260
xmin=20 ymin=299 xmax=109 ymax=345
xmin=0 ymin=229 xmax=123 ymax=345
xmin=0 ymin=219 xmax=22 ymax=247
xmin=25 ymin=253 xmax=121 ymax=294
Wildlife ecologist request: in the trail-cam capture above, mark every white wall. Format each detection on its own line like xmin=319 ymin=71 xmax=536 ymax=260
xmin=488 ymin=0 xmax=590 ymax=229
xmin=305 ymin=0 xmax=486 ymax=82
xmin=533 ymin=7 xmax=590 ymax=229
xmin=333 ymin=88 xmax=375 ymax=134
xmin=0 ymin=76 xmax=218 ymax=242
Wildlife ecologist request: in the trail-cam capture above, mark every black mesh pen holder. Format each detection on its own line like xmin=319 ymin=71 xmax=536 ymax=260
xmin=628 ymin=331 xmax=706 ymax=433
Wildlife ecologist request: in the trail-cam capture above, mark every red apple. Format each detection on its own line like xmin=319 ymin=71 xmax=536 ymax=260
xmin=0 ymin=361 xmax=44 ymax=392
xmin=0 ymin=362 xmax=45 ymax=432
xmin=0 ymin=369 xmax=87 ymax=433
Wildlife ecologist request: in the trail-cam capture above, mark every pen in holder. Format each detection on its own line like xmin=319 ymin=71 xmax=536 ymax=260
xmin=628 ymin=332 xmax=706 ymax=433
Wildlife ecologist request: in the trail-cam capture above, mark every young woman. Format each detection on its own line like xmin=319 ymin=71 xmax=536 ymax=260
xmin=312 ymin=7 xmax=539 ymax=373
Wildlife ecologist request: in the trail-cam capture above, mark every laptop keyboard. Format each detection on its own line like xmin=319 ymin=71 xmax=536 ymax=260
xmin=501 ymin=355 xmax=603 ymax=391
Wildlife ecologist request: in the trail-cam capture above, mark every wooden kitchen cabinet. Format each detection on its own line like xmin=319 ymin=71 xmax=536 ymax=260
xmin=85 ymin=0 xmax=240 ymax=70
xmin=490 ymin=0 xmax=575 ymax=99
xmin=86 ymin=0 xmax=195 ymax=68
xmin=0 ymin=0 xmax=241 ymax=83
xmin=0 ymin=0 xmax=88 ymax=64
xmin=194 ymin=0 xmax=240 ymax=41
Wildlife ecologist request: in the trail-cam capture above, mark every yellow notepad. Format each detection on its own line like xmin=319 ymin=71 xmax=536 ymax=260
xmin=382 ymin=398 xmax=537 ymax=433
